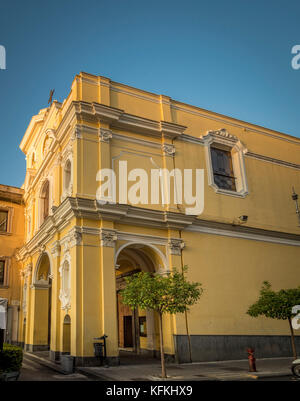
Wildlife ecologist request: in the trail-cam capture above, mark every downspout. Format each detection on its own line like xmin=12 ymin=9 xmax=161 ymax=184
xmin=172 ymin=137 xmax=193 ymax=363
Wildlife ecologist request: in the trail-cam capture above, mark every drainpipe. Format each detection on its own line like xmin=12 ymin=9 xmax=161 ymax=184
xmin=172 ymin=137 xmax=192 ymax=363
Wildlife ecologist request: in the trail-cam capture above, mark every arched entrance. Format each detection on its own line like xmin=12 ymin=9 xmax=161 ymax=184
xmin=115 ymin=243 xmax=167 ymax=359
xmin=31 ymin=252 xmax=52 ymax=350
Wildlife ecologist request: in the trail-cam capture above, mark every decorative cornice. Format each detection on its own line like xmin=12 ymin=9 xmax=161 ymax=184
xmin=202 ymin=128 xmax=238 ymax=146
xmin=16 ymin=197 xmax=300 ymax=261
xmin=61 ymin=101 xmax=187 ymax=140
xmin=245 ymin=152 xmax=300 ymax=171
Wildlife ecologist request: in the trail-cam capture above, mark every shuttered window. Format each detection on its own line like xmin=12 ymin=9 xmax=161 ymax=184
xmin=211 ymin=147 xmax=236 ymax=191
xmin=0 ymin=260 xmax=5 ymax=285
xmin=0 ymin=211 xmax=8 ymax=232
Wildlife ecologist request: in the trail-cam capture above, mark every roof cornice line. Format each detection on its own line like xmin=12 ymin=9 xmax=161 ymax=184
xmin=16 ymin=197 xmax=300 ymax=260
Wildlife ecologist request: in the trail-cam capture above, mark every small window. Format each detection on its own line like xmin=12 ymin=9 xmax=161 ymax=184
xmin=211 ymin=147 xmax=236 ymax=191
xmin=0 ymin=260 xmax=5 ymax=285
xmin=64 ymin=160 xmax=71 ymax=191
xmin=40 ymin=180 xmax=50 ymax=224
xmin=0 ymin=211 xmax=8 ymax=232
xmin=139 ymin=316 xmax=147 ymax=337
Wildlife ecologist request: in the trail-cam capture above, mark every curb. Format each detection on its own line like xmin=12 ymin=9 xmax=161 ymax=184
xmin=74 ymin=368 xmax=293 ymax=382
xmin=75 ymin=367 xmax=114 ymax=381
xmin=23 ymin=352 xmax=69 ymax=375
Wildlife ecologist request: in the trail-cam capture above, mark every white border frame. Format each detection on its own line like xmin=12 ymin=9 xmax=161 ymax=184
xmin=203 ymin=129 xmax=249 ymax=198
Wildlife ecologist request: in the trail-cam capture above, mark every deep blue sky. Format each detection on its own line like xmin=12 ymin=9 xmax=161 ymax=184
xmin=0 ymin=0 xmax=300 ymax=187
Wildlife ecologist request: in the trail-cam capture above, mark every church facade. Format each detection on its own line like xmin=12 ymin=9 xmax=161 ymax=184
xmin=15 ymin=71 xmax=300 ymax=365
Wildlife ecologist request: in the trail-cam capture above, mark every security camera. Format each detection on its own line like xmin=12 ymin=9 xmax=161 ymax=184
xmin=239 ymin=215 xmax=248 ymax=223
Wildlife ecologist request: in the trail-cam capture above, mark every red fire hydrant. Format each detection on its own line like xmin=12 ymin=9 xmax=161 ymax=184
xmin=247 ymin=348 xmax=257 ymax=372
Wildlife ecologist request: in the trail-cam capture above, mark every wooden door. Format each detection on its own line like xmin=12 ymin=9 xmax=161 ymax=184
xmin=123 ymin=315 xmax=133 ymax=347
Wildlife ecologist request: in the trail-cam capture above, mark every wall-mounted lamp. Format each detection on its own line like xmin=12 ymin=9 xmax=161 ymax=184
xmin=232 ymin=215 xmax=248 ymax=226
xmin=238 ymin=215 xmax=248 ymax=223
xmin=291 ymin=187 xmax=300 ymax=226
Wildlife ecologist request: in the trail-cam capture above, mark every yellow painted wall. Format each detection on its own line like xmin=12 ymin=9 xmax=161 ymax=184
xmin=0 ymin=199 xmax=24 ymax=303
xmin=15 ymin=71 xmax=300 ymax=360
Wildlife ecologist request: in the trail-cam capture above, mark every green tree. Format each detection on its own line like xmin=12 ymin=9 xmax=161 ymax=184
xmin=247 ymin=281 xmax=300 ymax=359
xmin=120 ymin=265 xmax=203 ymax=378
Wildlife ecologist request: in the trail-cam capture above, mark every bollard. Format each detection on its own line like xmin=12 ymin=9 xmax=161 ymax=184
xmin=247 ymin=348 xmax=257 ymax=372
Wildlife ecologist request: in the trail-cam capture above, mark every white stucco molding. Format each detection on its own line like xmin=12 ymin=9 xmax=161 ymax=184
xmin=115 ymin=240 xmax=169 ymax=273
xmin=61 ymin=149 xmax=73 ymax=202
xmin=59 ymin=251 xmax=71 ymax=310
xmin=202 ymin=128 xmax=248 ymax=198
xmin=167 ymin=238 xmax=185 ymax=255
xmin=51 ymin=241 xmax=61 ymax=258
xmin=99 ymin=128 xmax=113 ymax=143
xmin=71 ymin=125 xmax=83 ymax=140
xmin=100 ymin=228 xmax=117 ymax=247
xmin=60 ymin=227 xmax=82 ymax=253
xmin=162 ymin=143 xmax=175 ymax=156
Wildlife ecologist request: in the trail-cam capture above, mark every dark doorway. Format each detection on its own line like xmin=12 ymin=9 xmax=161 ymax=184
xmin=123 ymin=316 xmax=133 ymax=347
xmin=47 ymin=278 xmax=52 ymax=347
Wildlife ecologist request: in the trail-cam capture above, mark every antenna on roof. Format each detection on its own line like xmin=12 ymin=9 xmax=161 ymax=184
xmin=48 ymin=89 xmax=55 ymax=105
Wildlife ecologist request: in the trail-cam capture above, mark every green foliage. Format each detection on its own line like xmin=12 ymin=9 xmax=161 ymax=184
xmin=247 ymin=281 xmax=300 ymax=320
xmin=120 ymin=265 xmax=203 ymax=314
xmin=0 ymin=344 xmax=23 ymax=373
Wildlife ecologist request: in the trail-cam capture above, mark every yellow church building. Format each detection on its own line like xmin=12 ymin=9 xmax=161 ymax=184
xmin=13 ymin=71 xmax=300 ymax=366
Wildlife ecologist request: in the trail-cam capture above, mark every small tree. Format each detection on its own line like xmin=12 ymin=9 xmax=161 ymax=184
xmin=247 ymin=281 xmax=300 ymax=359
xmin=120 ymin=265 xmax=203 ymax=378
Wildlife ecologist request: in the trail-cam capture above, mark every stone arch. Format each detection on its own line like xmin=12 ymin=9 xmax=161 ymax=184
xmin=29 ymin=251 xmax=53 ymax=350
xmin=115 ymin=242 xmax=168 ymax=273
xmin=115 ymin=242 xmax=167 ymax=357
xmin=33 ymin=251 xmax=52 ymax=285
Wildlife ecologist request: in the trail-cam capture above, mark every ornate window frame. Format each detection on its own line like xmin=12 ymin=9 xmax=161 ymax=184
xmin=59 ymin=252 xmax=71 ymax=310
xmin=0 ymin=204 xmax=14 ymax=235
xmin=60 ymin=142 xmax=74 ymax=202
xmin=61 ymin=156 xmax=73 ymax=201
xmin=202 ymin=129 xmax=248 ymax=198
xmin=0 ymin=257 xmax=11 ymax=287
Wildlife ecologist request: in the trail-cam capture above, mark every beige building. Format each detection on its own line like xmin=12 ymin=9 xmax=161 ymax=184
xmin=0 ymin=184 xmax=24 ymax=344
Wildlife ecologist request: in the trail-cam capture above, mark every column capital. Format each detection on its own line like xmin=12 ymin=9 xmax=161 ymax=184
xmin=99 ymin=128 xmax=113 ymax=143
xmin=162 ymin=143 xmax=175 ymax=156
xmin=168 ymin=238 xmax=185 ymax=255
xmin=100 ymin=228 xmax=117 ymax=247
xmin=51 ymin=241 xmax=61 ymax=258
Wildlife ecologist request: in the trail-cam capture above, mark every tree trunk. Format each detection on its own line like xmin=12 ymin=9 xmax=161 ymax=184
xmin=158 ymin=312 xmax=166 ymax=378
xmin=288 ymin=317 xmax=298 ymax=360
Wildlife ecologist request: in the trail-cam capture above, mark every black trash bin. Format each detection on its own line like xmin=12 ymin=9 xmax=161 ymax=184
xmin=93 ymin=342 xmax=104 ymax=358
xmin=93 ymin=335 xmax=108 ymax=366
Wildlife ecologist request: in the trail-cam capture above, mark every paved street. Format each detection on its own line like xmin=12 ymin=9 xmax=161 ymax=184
xmin=259 ymin=375 xmax=299 ymax=381
xmin=19 ymin=354 xmax=93 ymax=381
xmin=17 ymin=352 xmax=300 ymax=381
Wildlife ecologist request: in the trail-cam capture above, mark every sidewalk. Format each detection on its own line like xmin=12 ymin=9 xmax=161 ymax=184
xmin=76 ymin=357 xmax=295 ymax=381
